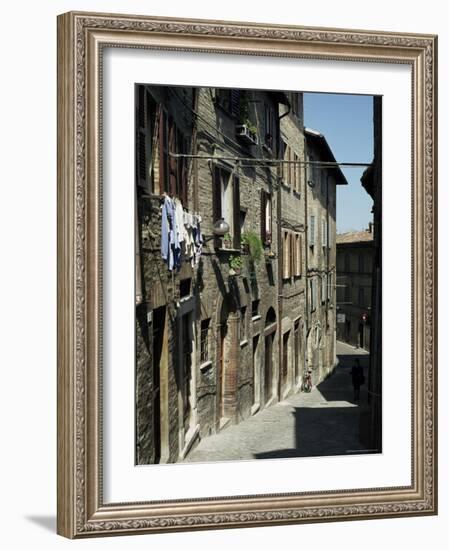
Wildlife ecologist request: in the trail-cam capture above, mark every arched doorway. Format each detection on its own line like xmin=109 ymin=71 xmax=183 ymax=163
xmin=264 ymin=307 xmax=277 ymax=406
xmin=216 ymin=295 xmax=239 ymax=427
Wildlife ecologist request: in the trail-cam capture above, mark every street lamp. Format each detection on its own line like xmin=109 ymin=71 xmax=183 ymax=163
xmin=212 ymin=217 xmax=230 ymax=236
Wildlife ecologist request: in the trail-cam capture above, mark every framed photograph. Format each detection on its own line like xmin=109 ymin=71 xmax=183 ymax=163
xmin=57 ymin=11 xmax=437 ymax=538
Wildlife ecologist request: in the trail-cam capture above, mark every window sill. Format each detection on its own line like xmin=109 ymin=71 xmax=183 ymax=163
xmin=179 ymin=424 xmax=201 ymax=460
xmin=251 ymin=315 xmax=261 ymax=322
xmin=240 ymin=339 xmax=249 ymax=348
xmin=199 ymin=360 xmax=212 ymax=373
xmin=216 ymin=247 xmax=241 ymax=254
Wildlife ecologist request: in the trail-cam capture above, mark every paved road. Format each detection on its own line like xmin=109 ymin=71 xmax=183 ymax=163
xmin=184 ymin=341 xmax=371 ymax=464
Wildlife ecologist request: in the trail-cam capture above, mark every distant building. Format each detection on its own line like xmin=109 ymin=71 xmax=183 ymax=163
xmin=336 ymin=228 xmax=374 ymax=351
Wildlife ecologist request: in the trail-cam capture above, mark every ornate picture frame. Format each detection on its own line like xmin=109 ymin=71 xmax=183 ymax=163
xmin=57 ymin=11 xmax=437 ymax=538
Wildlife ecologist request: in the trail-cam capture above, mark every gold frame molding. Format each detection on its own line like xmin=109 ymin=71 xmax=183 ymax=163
xmin=57 ymin=11 xmax=438 ymax=538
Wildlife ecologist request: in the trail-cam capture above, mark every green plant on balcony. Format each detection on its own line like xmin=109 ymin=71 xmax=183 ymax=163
xmin=229 ymin=254 xmax=243 ymax=275
xmin=241 ymin=231 xmax=263 ymax=263
xmin=237 ymin=94 xmax=258 ymax=142
xmin=222 ymin=232 xmax=233 ymax=248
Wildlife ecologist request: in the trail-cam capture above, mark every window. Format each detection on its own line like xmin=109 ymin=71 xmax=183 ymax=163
xmin=283 ymin=230 xmax=292 ymax=279
xmin=328 ymin=272 xmax=333 ymax=303
xmin=215 ymin=88 xmax=241 ymax=117
xmin=293 ymin=152 xmax=301 ymax=194
xmin=282 ymin=141 xmax=291 ymax=186
xmin=307 ymin=154 xmax=315 ymax=185
xmin=344 ymin=282 xmax=351 ymax=304
xmin=141 ymin=105 xmax=188 ymax=202
xmin=264 ymin=104 xmax=276 ymax=150
xmin=260 ymin=190 xmax=272 ymax=246
xmin=309 ymin=215 xmax=316 ymax=247
xmin=212 ymin=166 xmax=241 ymax=248
xmin=200 ymin=319 xmax=210 ymax=364
xmin=282 ymin=145 xmax=301 ymax=192
xmin=336 ymin=276 xmax=344 ymax=303
xmin=252 ymin=300 xmax=260 ymax=319
xmin=359 ymin=253 xmax=365 ymax=273
xmin=294 ymin=233 xmax=302 ymax=277
xmin=135 ymin=86 xmax=158 ymax=192
xmin=309 ymin=278 xmax=317 ymax=312
xmin=291 ymin=92 xmax=301 ymax=117
xmin=179 ymin=278 xmax=191 ymax=298
xmin=358 ymin=286 xmax=365 ymax=307
xmin=321 ymin=274 xmax=326 ymax=303
xmin=321 ymin=219 xmax=326 ymax=248
xmin=240 ymin=307 xmax=247 ymax=342
xmin=321 ymin=170 xmax=327 ymax=196
xmin=295 ymin=233 xmax=302 ymax=277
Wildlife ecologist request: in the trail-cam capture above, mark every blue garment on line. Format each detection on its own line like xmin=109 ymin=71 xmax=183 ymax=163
xmin=160 ymin=196 xmax=181 ymax=271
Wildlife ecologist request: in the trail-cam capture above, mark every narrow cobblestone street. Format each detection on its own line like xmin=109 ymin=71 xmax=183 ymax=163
xmin=184 ymin=341 xmax=371 ymax=463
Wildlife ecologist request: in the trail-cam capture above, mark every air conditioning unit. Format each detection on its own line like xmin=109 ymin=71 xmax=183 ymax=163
xmin=236 ymin=124 xmax=258 ymax=146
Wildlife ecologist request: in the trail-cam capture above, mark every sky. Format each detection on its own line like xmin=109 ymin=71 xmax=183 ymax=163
xmin=303 ymin=93 xmax=374 ymax=234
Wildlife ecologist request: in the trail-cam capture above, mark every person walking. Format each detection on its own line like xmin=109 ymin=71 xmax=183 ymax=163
xmin=350 ymin=358 xmax=365 ymax=401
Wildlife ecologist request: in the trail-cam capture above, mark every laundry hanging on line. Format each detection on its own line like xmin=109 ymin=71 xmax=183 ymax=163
xmin=160 ymin=194 xmax=203 ymax=271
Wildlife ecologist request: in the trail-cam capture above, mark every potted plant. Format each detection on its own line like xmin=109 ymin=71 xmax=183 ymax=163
xmin=229 ymin=255 xmax=243 ymax=276
xmin=222 ymin=232 xmax=233 ymax=249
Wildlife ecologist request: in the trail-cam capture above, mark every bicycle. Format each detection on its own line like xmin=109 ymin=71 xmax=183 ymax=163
xmin=301 ymin=370 xmax=313 ymax=393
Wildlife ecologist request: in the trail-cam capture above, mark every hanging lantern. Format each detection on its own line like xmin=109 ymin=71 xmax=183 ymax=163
xmin=212 ymin=217 xmax=230 ymax=236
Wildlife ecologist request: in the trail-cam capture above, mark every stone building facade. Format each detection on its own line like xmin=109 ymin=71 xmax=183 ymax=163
xmin=135 ymin=85 xmax=344 ymax=465
xmin=304 ymin=128 xmax=347 ymax=385
xmin=335 ymin=229 xmax=374 ymax=351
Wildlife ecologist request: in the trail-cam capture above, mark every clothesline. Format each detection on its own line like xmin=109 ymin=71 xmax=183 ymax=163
xmin=160 ymin=193 xmax=203 ymax=272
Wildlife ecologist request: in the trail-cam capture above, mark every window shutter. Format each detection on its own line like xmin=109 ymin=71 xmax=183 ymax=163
xmin=283 ymin=231 xmax=289 ymax=279
xmin=294 ymin=152 xmax=299 ymax=193
xmin=271 ymin=107 xmax=277 ymax=154
xmin=136 ymin=86 xmax=149 ymax=190
xmin=168 ymin=117 xmax=177 ymax=196
xmin=288 ymin=146 xmax=292 ymax=186
xmin=230 ymin=89 xmax=241 ymax=118
xmin=264 ymin=104 xmax=269 ymax=138
xmin=233 ymin=175 xmax=241 ymax=248
xmin=282 ymin=141 xmax=287 ymax=183
xmin=212 ymin=166 xmax=222 ymax=247
xmin=158 ymin=109 xmax=168 ymax=194
xmin=309 ymin=215 xmax=315 ymax=246
xmin=260 ymin=190 xmax=267 ymax=244
xmin=289 ymin=232 xmax=294 ymax=277
xmin=181 ymin=136 xmax=188 ymax=206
